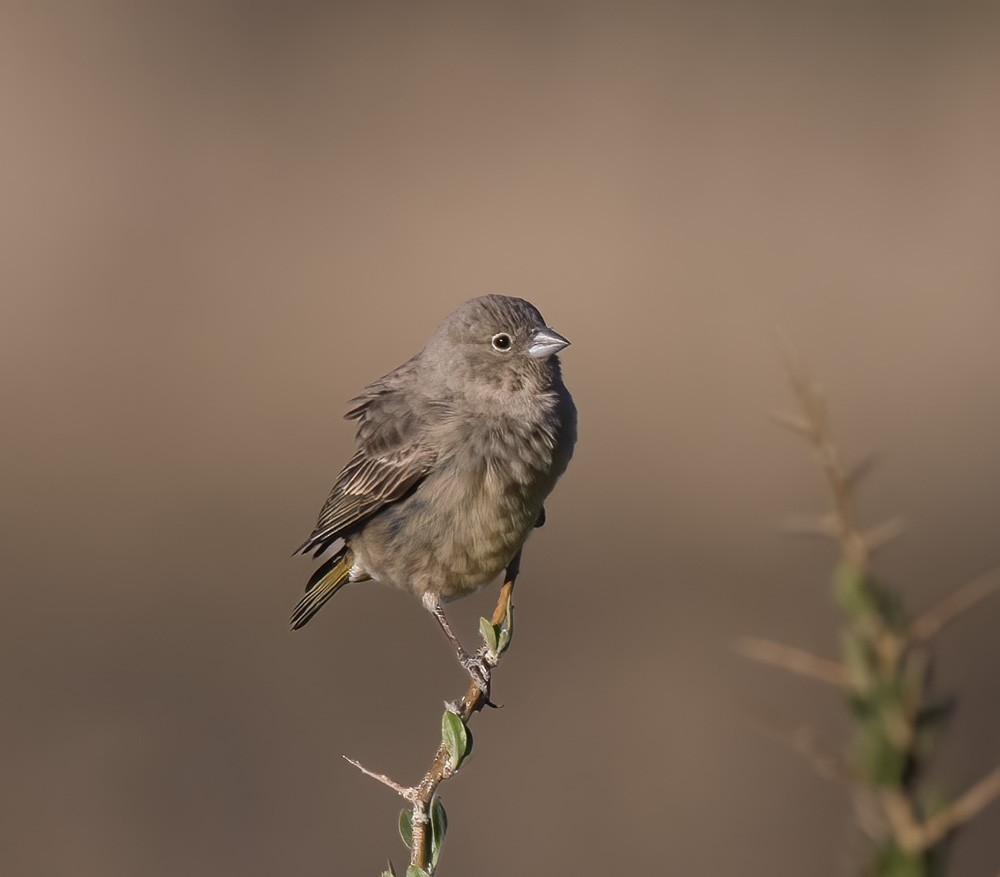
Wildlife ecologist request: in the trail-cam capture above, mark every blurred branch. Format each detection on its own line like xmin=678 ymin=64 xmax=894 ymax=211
xmin=733 ymin=637 xmax=849 ymax=689
xmin=746 ymin=339 xmax=1000 ymax=874
xmin=910 ymin=567 xmax=1000 ymax=643
xmin=919 ymin=766 xmax=1000 ymax=850
xmin=881 ymin=766 xmax=1000 ymax=854
xmin=346 ymin=551 xmax=521 ymax=875
xmin=750 ymin=716 xmax=853 ymax=785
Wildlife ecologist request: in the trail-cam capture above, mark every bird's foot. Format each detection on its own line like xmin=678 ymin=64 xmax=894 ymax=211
xmin=459 ymin=647 xmax=494 ymax=697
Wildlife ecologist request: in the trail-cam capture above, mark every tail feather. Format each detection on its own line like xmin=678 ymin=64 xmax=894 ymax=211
xmin=290 ymin=548 xmax=354 ymax=630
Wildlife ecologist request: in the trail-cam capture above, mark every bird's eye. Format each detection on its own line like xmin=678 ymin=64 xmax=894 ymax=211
xmin=491 ymin=333 xmax=513 ymax=352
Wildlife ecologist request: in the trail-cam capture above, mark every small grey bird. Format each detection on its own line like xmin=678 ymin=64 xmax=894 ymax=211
xmin=292 ymin=295 xmax=576 ymax=690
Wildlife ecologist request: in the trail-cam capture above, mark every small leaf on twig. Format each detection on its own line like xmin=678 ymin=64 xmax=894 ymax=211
xmin=479 ymin=617 xmax=498 ymax=655
xmin=441 ymin=710 xmax=469 ymax=772
xmin=382 ymin=860 xmax=397 ymax=877
xmin=398 ymin=810 xmax=413 ymax=850
xmin=406 ymin=867 xmax=432 ymax=877
xmin=429 ymin=796 xmax=448 ymax=870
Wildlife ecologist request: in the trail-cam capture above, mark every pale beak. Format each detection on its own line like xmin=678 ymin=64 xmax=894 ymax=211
xmin=527 ymin=326 xmax=571 ymax=358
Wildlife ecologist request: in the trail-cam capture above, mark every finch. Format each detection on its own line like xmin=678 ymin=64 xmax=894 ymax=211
xmin=292 ymin=294 xmax=576 ymax=689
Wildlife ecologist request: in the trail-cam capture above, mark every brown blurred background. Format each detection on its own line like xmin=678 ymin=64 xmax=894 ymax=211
xmin=2 ymin=2 xmax=999 ymax=875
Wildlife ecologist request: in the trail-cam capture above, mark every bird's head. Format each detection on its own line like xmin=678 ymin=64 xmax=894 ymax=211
xmin=424 ymin=295 xmax=570 ymax=397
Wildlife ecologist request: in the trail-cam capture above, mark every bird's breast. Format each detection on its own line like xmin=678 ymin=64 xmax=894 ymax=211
xmin=350 ymin=411 xmax=565 ymax=600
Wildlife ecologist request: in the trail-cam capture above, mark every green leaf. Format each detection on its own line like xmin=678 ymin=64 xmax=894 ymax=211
xmin=479 ymin=617 xmax=498 ymax=654
xmin=381 ymin=860 xmax=397 ymax=877
xmin=441 ymin=710 xmax=469 ymax=772
xmin=870 ymin=582 xmax=907 ymax=631
xmin=841 ymin=630 xmax=876 ymax=690
xmin=429 ymin=796 xmax=448 ymax=870
xmin=917 ymin=786 xmax=950 ymax=820
xmin=834 ymin=563 xmax=876 ymax=617
xmin=398 ymin=809 xmax=413 ymax=850
xmin=855 ymin=727 xmax=908 ymax=786
xmin=873 ymin=842 xmax=927 ymax=877
xmin=406 ymin=868 xmax=431 ymax=877
xmin=462 ymin=723 xmax=474 ymax=762
xmin=497 ymin=626 xmax=510 ymax=654
xmin=914 ymin=700 xmax=954 ymax=742
xmin=847 ymin=693 xmax=878 ymax=721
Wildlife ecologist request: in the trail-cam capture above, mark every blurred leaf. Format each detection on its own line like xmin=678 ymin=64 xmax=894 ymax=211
xmin=872 ymin=679 xmax=906 ymax=712
xmin=479 ymin=617 xmax=498 ymax=654
xmin=834 ymin=563 xmax=874 ymax=617
xmin=917 ymin=786 xmax=950 ymax=820
xmin=399 ymin=809 xmax=413 ymax=850
xmin=848 ymin=693 xmax=878 ymax=721
xmin=833 ymin=566 xmax=906 ymax=630
xmin=856 ymin=728 xmax=908 ymax=786
xmin=871 ymin=583 xmax=907 ymax=631
xmin=497 ymin=626 xmax=510 ymax=654
xmin=441 ymin=710 xmax=468 ymax=772
xmin=406 ymin=868 xmax=431 ymax=877
xmin=915 ymin=700 xmax=954 ymax=732
xmin=842 ymin=630 xmax=876 ymax=690
xmin=914 ymin=699 xmax=955 ymax=760
xmin=873 ymin=843 xmax=927 ymax=877
xmin=381 ymin=860 xmax=397 ymax=877
xmin=900 ymin=650 xmax=930 ymax=710
xmin=429 ymin=796 xmax=448 ymax=870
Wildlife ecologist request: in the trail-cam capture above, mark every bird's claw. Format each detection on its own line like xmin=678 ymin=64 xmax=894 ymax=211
xmin=460 ymin=649 xmax=493 ymax=697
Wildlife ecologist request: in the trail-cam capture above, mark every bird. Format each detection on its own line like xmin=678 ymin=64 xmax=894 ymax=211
xmin=291 ymin=294 xmax=576 ymax=690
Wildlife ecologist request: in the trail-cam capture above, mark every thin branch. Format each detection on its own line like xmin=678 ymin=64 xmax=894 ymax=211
xmin=780 ymin=512 xmax=841 ymax=539
xmin=350 ymin=551 xmax=521 ymax=873
xmin=733 ymin=637 xmax=850 ymax=688
xmin=845 ymin=452 xmax=879 ymax=490
xmin=880 ymin=766 xmax=1000 ymax=853
xmin=879 ymin=789 xmax=926 ymax=853
xmin=408 ymin=552 xmax=520 ymax=871
xmin=920 ymin=765 xmax=1000 ymax=849
xmin=769 ymin=409 xmax=817 ymax=438
xmin=343 ymin=757 xmax=415 ymax=800
xmin=773 ymin=344 xmax=1000 ymax=863
xmin=748 ymin=715 xmax=854 ymax=786
xmin=862 ymin=517 xmax=906 ymax=555
xmin=910 ymin=567 xmax=1000 ymax=643
xmin=776 ymin=334 xmax=870 ymax=571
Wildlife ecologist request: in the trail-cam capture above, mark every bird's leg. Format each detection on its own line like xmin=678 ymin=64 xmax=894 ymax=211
xmin=421 ymin=592 xmax=492 ymax=694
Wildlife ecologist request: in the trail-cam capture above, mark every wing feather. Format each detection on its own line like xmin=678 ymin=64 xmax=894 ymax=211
xmin=295 ymin=369 xmax=438 ymax=555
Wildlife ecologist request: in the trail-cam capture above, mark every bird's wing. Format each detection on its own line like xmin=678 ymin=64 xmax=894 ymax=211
xmin=295 ymin=377 xmax=438 ymax=556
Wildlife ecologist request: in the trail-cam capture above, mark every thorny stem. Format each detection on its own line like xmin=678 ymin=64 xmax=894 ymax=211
xmin=765 ymin=345 xmax=1000 ymax=861
xmin=780 ymin=345 xmax=872 ymax=571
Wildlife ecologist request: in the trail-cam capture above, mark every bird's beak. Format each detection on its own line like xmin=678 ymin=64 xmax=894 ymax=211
xmin=527 ymin=326 xmax=571 ymax=358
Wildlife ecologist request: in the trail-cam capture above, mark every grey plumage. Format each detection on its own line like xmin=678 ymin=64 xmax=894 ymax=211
xmin=291 ymin=294 xmax=576 ymax=681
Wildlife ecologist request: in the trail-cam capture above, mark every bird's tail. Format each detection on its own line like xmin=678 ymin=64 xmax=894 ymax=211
xmin=290 ymin=547 xmax=354 ymax=630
